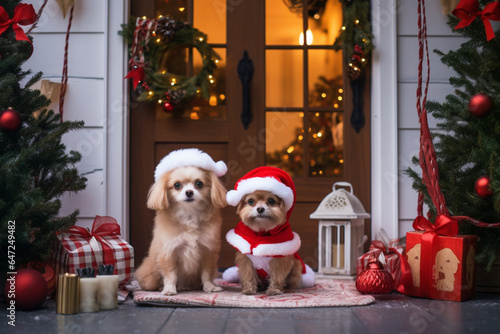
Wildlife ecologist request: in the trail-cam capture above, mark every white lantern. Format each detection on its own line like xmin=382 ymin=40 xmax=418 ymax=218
xmin=310 ymin=182 xmax=370 ymax=278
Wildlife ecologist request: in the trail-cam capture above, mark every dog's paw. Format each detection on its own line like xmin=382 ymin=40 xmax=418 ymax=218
xmin=161 ymin=286 xmax=177 ymax=295
xmin=203 ymin=283 xmax=223 ymax=293
xmin=241 ymin=286 xmax=258 ymax=295
xmin=266 ymin=287 xmax=284 ymax=296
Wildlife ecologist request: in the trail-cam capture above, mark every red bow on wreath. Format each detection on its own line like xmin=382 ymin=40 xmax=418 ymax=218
xmin=0 ymin=4 xmax=37 ymax=51
xmin=452 ymin=0 xmax=500 ymax=41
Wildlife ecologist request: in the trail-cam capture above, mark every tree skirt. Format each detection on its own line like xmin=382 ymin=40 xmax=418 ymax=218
xmin=133 ymin=279 xmax=374 ymax=308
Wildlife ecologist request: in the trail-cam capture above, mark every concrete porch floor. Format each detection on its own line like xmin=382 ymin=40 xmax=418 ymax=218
xmin=2 ymin=291 xmax=500 ymax=334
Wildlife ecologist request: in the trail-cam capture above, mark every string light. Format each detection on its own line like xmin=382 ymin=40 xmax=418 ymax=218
xmin=299 ymin=112 xmax=304 ymax=118
xmin=287 ymin=146 xmax=295 ymax=154
xmin=148 ymin=91 xmax=153 ymax=96
xmin=158 ymin=99 xmax=163 ymax=104
xmin=355 ymin=19 xmax=360 ymax=25
xmin=338 ymin=88 xmax=343 ymax=93
xmin=321 ymin=93 xmax=326 ymax=98
xmin=298 ymin=135 xmax=303 ymax=141
xmin=341 ymin=26 xmax=346 ymax=30
xmin=179 ymin=7 xmax=186 ymax=12
xmin=339 ymin=159 xmax=344 ymax=164
xmin=334 ymin=103 xmax=339 ymax=108
xmin=199 ymin=37 xmax=204 ymax=42
xmin=156 ymin=38 xmax=161 ymax=43
xmin=338 ymin=96 xmax=343 ymax=101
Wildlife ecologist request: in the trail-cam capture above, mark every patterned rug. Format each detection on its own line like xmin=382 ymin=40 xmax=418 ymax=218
xmin=133 ymin=279 xmax=375 ymax=308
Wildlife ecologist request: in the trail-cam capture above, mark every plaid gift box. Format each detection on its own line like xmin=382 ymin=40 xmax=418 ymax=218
xmin=53 ymin=216 xmax=134 ymax=288
xmin=404 ymin=215 xmax=476 ymax=302
xmin=357 ymin=239 xmax=410 ymax=293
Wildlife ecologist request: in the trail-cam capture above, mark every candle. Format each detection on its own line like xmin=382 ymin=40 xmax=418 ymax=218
xmin=96 ymin=275 xmax=118 ymax=310
xmin=79 ymin=277 xmax=100 ymax=313
xmin=56 ymin=273 xmax=80 ymax=314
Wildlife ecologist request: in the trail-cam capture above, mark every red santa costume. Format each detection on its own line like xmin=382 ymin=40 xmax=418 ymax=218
xmin=223 ymin=167 xmax=315 ymax=288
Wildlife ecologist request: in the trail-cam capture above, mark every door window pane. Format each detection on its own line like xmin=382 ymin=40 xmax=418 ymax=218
xmin=308 ymin=50 xmax=343 ymax=108
xmin=194 ymin=0 xmax=226 ymax=44
xmin=265 ymin=111 xmax=304 ymax=178
xmin=266 ymin=1 xmax=303 ymax=45
xmin=308 ymin=111 xmax=343 ymax=177
xmin=266 ymin=50 xmax=303 ymax=108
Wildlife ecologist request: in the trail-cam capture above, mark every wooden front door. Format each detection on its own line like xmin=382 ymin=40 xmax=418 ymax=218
xmin=130 ymin=0 xmax=371 ymax=269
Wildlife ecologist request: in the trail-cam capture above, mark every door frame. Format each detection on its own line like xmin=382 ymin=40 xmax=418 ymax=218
xmin=112 ymin=0 xmax=401 ymax=242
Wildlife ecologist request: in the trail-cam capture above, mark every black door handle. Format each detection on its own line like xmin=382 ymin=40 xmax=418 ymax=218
xmin=237 ymin=50 xmax=254 ymax=129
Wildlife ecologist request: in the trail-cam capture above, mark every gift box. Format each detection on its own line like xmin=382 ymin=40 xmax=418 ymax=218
xmin=53 ymin=216 xmax=134 ymax=288
xmin=404 ymin=215 xmax=476 ymax=302
xmin=357 ymin=239 xmax=410 ymax=293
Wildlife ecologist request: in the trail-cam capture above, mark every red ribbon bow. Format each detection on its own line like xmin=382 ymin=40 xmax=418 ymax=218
xmin=368 ymin=240 xmax=411 ymax=293
xmin=0 ymin=4 xmax=37 ymax=47
xmin=60 ymin=216 xmax=121 ymax=269
xmin=452 ymin=0 xmax=500 ymax=41
xmin=412 ymin=215 xmax=459 ymax=297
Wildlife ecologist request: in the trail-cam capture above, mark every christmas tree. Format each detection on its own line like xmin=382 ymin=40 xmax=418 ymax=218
xmin=407 ymin=0 xmax=500 ymax=270
xmin=0 ymin=1 xmax=86 ymax=276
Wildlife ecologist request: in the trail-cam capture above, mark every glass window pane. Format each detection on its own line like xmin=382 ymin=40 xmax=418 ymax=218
xmin=308 ymin=0 xmax=342 ymax=45
xmin=265 ymin=111 xmax=304 ymax=178
xmin=156 ymin=0 xmax=188 ymax=21
xmin=194 ymin=0 xmax=226 ymax=44
xmin=308 ymin=50 xmax=343 ymax=108
xmin=266 ymin=1 xmax=303 ymax=45
xmin=266 ymin=50 xmax=303 ymax=108
xmin=308 ymin=111 xmax=343 ymax=177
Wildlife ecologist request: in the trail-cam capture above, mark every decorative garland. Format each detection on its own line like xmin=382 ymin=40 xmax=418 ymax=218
xmin=120 ymin=16 xmax=221 ymax=111
xmin=333 ymin=0 xmax=374 ymax=80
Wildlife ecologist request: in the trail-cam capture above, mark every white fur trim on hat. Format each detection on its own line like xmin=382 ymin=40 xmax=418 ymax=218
xmin=222 ymin=266 xmax=239 ymax=283
xmin=226 ymin=177 xmax=294 ymax=211
xmin=154 ymin=148 xmax=227 ymax=181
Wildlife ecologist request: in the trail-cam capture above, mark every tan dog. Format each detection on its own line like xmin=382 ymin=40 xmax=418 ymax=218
xmin=433 ymin=248 xmax=460 ymax=292
xmin=225 ymin=167 xmax=315 ymax=295
xmin=134 ymin=149 xmax=227 ymax=295
xmin=235 ymin=191 xmax=303 ymax=295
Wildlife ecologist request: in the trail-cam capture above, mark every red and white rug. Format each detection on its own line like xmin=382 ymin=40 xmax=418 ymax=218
xmin=133 ymin=279 xmax=375 ymax=308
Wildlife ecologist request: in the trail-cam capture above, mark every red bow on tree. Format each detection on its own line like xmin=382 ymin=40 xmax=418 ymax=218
xmin=452 ymin=0 xmax=500 ymax=41
xmin=0 ymin=4 xmax=37 ymax=48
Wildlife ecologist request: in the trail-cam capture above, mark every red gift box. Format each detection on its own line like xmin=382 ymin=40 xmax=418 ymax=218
xmin=357 ymin=239 xmax=410 ymax=293
xmin=404 ymin=215 xmax=476 ymax=302
xmin=52 ymin=216 xmax=134 ymax=288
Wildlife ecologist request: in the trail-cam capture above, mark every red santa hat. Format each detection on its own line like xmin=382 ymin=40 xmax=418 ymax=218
xmin=226 ymin=166 xmax=295 ymax=212
xmin=154 ymin=148 xmax=227 ymax=182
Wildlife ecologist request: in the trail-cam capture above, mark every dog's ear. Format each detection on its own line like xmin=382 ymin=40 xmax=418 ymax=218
xmin=210 ymin=172 xmax=227 ymax=208
xmin=146 ymin=176 xmax=170 ymax=210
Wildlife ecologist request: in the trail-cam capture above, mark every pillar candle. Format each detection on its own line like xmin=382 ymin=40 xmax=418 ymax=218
xmin=96 ymin=275 xmax=118 ymax=310
xmin=79 ymin=277 xmax=100 ymax=312
xmin=56 ymin=273 xmax=80 ymax=314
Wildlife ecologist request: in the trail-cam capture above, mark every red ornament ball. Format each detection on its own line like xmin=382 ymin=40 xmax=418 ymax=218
xmin=0 ymin=108 xmax=22 ymax=132
xmin=5 ymin=269 xmax=48 ymax=310
xmin=468 ymin=93 xmax=493 ymax=118
xmin=163 ymin=100 xmax=174 ymax=112
xmin=356 ymin=254 xmax=394 ymax=294
xmin=475 ymin=175 xmax=493 ymax=198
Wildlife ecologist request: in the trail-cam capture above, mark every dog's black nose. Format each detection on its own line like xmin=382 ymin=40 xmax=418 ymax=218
xmin=257 ymin=207 xmax=265 ymax=214
xmin=185 ymin=190 xmax=194 ymax=198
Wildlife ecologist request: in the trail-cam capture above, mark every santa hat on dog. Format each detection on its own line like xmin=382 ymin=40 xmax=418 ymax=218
xmin=226 ymin=166 xmax=295 ymax=213
xmin=154 ymin=148 xmax=227 ymax=182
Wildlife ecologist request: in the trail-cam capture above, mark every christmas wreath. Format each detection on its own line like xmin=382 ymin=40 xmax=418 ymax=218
xmin=120 ymin=16 xmax=221 ymax=110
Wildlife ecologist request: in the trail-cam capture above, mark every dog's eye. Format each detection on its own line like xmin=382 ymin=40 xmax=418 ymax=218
xmin=174 ymin=182 xmax=182 ymax=190
xmin=195 ymin=180 xmax=203 ymax=189
xmin=268 ymin=198 xmax=276 ymax=205
xmin=247 ymin=198 xmax=255 ymax=206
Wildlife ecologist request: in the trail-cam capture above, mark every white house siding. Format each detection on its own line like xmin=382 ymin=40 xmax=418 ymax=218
xmin=23 ymin=0 xmax=129 ymax=238
xmin=396 ymin=0 xmax=466 ymax=236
